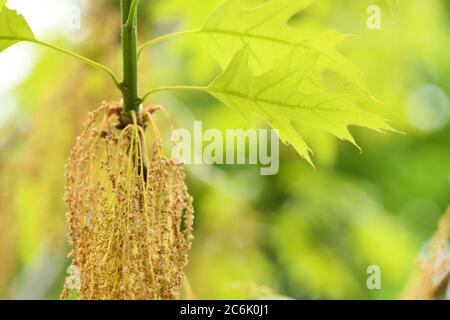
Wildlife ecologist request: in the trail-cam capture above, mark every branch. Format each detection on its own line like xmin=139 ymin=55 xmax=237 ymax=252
xmin=29 ymin=39 xmax=121 ymax=89
xmin=141 ymin=85 xmax=207 ymax=103
xmin=138 ymin=30 xmax=199 ymax=58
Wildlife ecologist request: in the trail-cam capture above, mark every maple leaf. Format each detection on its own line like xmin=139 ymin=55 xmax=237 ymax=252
xmin=0 ymin=6 xmax=35 ymax=52
xmin=207 ymin=47 xmax=394 ymax=165
xmin=200 ymin=0 xmax=368 ymax=95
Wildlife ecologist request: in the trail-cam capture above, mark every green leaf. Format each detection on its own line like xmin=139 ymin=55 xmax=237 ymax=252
xmin=207 ymin=47 xmax=394 ymax=165
xmin=200 ymin=0 xmax=368 ymax=94
xmin=0 ymin=6 xmax=120 ymax=88
xmin=200 ymin=0 xmax=395 ymax=164
xmin=0 ymin=1 xmax=6 ymax=10
xmin=0 ymin=6 xmax=35 ymax=52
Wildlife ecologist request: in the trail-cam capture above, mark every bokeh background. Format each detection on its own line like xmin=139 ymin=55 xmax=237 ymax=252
xmin=0 ymin=0 xmax=449 ymax=299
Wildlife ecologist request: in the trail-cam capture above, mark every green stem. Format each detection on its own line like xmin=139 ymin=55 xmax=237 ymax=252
xmin=141 ymin=85 xmax=207 ymax=103
xmin=138 ymin=30 xmax=199 ymax=58
xmin=126 ymin=0 xmax=139 ymax=28
xmin=121 ymin=0 xmax=140 ymax=114
xmin=28 ymin=39 xmax=120 ymax=89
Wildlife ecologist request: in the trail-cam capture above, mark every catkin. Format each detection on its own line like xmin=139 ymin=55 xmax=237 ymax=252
xmin=61 ymin=102 xmax=194 ymax=300
xmin=402 ymin=206 xmax=450 ymax=300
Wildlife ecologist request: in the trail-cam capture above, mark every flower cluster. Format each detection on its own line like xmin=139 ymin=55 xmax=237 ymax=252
xmin=61 ymin=102 xmax=194 ymax=300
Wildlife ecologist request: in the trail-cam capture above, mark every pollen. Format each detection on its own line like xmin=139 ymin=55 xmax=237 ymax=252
xmin=61 ymin=102 xmax=194 ymax=300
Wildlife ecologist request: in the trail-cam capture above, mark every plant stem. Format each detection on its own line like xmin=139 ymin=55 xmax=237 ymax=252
xmin=121 ymin=0 xmax=140 ymax=115
xmin=138 ymin=30 xmax=199 ymax=58
xmin=24 ymin=39 xmax=121 ymax=89
xmin=141 ymin=85 xmax=207 ymax=103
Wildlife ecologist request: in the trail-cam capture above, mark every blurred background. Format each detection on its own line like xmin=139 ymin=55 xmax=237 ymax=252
xmin=0 ymin=0 xmax=449 ymax=299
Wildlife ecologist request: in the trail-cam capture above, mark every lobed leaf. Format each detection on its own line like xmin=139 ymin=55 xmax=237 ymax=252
xmin=0 ymin=6 xmax=35 ymax=52
xmin=0 ymin=5 xmax=120 ymax=88
xmin=200 ymin=0 xmax=368 ymax=95
xmin=207 ymin=47 xmax=394 ymax=165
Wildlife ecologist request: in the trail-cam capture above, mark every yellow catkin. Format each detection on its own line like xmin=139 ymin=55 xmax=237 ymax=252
xmin=402 ymin=206 xmax=450 ymax=300
xmin=61 ymin=102 xmax=194 ymax=300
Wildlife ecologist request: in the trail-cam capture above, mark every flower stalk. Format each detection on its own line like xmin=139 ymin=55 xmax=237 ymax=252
xmin=120 ymin=0 xmax=141 ymax=115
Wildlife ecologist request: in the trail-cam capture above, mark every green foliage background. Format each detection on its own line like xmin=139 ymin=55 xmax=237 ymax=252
xmin=0 ymin=0 xmax=449 ymax=299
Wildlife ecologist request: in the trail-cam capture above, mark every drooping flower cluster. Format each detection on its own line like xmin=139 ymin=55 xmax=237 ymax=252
xmin=402 ymin=206 xmax=450 ymax=300
xmin=61 ymin=102 xmax=194 ymax=300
